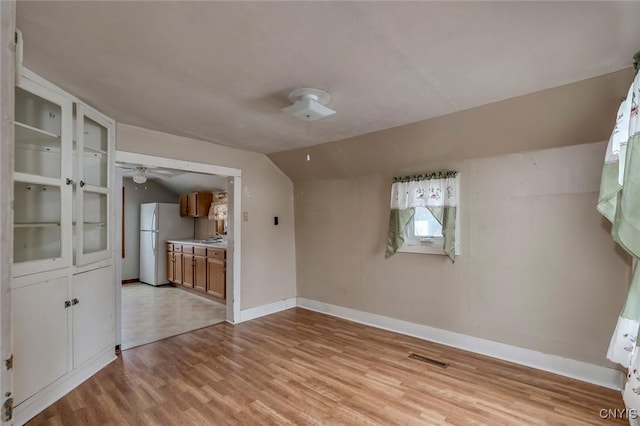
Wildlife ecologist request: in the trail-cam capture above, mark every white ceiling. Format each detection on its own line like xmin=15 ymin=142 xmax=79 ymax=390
xmin=117 ymin=163 xmax=228 ymax=196
xmin=16 ymin=1 xmax=640 ymax=154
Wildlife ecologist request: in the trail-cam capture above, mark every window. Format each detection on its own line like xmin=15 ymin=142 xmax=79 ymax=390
xmin=385 ymin=171 xmax=460 ymax=261
xmin=397 ymin=206 xmax=460 ymax=255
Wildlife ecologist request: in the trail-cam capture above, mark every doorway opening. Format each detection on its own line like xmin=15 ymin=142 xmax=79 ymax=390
xmin=113 ymin=151 xmax=241 ymax=350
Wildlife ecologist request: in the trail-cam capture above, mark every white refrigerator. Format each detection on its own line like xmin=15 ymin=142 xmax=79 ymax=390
xmin=140 ymin=203 xmax=193 ymax=286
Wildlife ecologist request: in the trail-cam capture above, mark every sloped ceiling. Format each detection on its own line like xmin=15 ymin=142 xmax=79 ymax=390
xmin=269 ymin=69 xmax=633 ymax=181
xmin=16 ymin=1 xmax=640 ymax=154
xmin=118 ymin=163 xmax=228 ymax=195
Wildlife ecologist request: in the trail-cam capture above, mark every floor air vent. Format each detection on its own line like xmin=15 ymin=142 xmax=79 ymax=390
xmin=408 ymin=353 xmax=449 ymax=368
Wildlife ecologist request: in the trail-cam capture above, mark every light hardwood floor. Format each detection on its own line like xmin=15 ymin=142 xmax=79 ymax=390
xmin=29 ymin=308 xmax=625 ymax=425
xmin=121 ymin=283 xmax=226 ymax=349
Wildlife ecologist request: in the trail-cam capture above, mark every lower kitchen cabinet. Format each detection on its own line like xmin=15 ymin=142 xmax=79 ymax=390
xmin=167 ymin=242 xmax=226 ymax=300
xmin=207 ymin=257 xmax=225 ymax=298
xmin=194 ymin=247 xmax=207 ymax=292
xmin=167 ymin=249 xmax=174 ymax=283
xmin=182 ymin=255 xmax=195 ymax=288
xmin=166 ymin=243 xmax=185 ymax=285
xmin=174 ymin=246 xmax=183 ymax=285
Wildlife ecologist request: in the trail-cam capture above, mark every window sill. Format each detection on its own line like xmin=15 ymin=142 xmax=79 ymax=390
xmin=397 ymin=242 xmax=460 ymax=256
xmin=397 ymin=244 xmax=446 ymax=255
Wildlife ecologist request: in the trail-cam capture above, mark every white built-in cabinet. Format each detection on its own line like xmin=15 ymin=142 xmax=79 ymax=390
xmin=13 ymin=75 xmax=113 ymax=276
xmin=13 ymin=267 xmax=114 ymax=406
xmin=12 ymin=69 xmax=116 ymax=424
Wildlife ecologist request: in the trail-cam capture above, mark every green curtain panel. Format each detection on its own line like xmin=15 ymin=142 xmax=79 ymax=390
xmin=385 ymin=171 xmax=459 ymax=261
xmin=599 ymin=67 xmax=640 ymax=379
xmin=613 ymin=132 xmax=640 ymax=258
xmin=385 ymin=208 xmax=415 ymax=257
xmin=426 ymin=206 xmax=457 ymax=261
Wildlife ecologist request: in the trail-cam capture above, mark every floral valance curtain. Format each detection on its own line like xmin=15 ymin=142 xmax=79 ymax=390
xmin=385 ymin=171 xmax=458 ymax=261
xmin=597 ymin=60 xmax=640 ymax=410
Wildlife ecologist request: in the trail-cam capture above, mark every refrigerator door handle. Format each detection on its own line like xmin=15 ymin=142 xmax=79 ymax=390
xmin=151 ymin=207 xmax=157 ymax=232
xmin=151 ymin=231 xmax=156 ymax=253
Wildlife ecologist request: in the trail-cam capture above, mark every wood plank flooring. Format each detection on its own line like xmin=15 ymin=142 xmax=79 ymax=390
xmin=28 ymin=308 xmax=625 ymax=425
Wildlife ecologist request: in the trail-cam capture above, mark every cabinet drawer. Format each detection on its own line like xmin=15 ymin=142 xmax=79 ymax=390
xmin=194 ymin=247 xmax=207 ymax=256
xmin=166 ymin=243 xmax=174 ymax=252
xmin=207 ymin=249 xmax=226 ymax=260
xmin=182 ymin=245 xmax=194 ymax=254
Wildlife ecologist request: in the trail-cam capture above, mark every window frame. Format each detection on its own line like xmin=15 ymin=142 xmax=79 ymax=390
xmin=397 ymin=204 xmax=461 ymax=256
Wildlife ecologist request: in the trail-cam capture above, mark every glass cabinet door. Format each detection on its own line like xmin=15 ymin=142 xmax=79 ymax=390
xmin=75 ymin=104 xmax=113 ymax=265
xmin=13 ymin=182 xmax=62 ymax=263
xmin=13 ymin=79 xmax=73 ymax=277
xmin=15 ymin=87 xmax=62 ymax=178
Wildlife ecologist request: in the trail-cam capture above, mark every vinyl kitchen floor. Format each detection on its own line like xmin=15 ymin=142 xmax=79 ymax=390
xmin=121 ymin=283 xmax=227 ymax=350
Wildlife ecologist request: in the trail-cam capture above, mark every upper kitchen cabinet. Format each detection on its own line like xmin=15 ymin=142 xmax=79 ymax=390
xmin=180 ymin=191 xmax=213 ymax=217
xmin=188 ymin=191 xmax=212 ymax=217
xmin=179 ymin=194 xmax=188 ymax=217
xmin=13 ymin=72 xmax=115 ymax=277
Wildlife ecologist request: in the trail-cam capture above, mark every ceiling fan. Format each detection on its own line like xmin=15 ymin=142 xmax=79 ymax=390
xmin=117 ymin=164 xmax=177 ymax=184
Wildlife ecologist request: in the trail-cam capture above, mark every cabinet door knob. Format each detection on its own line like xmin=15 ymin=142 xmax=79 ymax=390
xmin=79 ymin=181 xmax=85 ymax=187
xmin=65 ymin=178 xmax=73 ymax=185
xmin=72 ymin=298 xmax=79 ymax=305
xmin=64 ymin=300 xmax=71 ymax=308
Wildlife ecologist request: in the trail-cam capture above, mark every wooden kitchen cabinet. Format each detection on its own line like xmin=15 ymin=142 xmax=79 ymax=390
xmin=166 ymin=243 xmax=175 ymax=283
xmin=193 ymin=247 xmax=207 ymax=293
xmin=174 ymin=251 xmax=183 ymax=285
xmin=179 ymin=191 xmax=213 ymax=217
xmin=169 ymin=243 xmax=184 ymax=285
xmin=207 ymin=249 xmax=226 ymax=299
xmin=207 ymin=258 xmax=225 ymax=299
xmin=182 ymin=245 xmax=194 ymax=288
xmin=188 ymin=192 xmax=213 ymax=217
xmin=166 ymin=243 xmax=226 ymax=299
xmin=179 ymin=194 xmax=188 ymax=217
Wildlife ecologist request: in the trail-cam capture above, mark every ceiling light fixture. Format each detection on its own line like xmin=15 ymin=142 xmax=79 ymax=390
xmin=281 ymin=88 xmax=336 ymax=121
xmin=133 ymin=167 xmax=148 ymax=184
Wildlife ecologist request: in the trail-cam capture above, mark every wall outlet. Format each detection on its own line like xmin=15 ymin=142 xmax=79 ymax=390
xmin=243 ymin=212 xmax=249 ymax=222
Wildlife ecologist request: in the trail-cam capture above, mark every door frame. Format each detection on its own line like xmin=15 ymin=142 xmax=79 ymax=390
xmin=0 ymin=1 xmax=15 ymax=422
xmin=113 ymin=151 xmax=242 ymax=329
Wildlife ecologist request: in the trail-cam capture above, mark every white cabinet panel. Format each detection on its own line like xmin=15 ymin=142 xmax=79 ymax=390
xmin=13 ymin=277 xmax=69 ymax=405
xmin=72 ymin=266 xmax=115 ymax=368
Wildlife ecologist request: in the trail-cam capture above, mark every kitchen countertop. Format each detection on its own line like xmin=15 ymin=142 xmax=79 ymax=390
xmin=167 ymin=239 xmax=227 ymax=250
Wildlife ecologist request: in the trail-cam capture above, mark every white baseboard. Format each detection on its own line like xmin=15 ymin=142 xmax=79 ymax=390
xmin=15 ymin=347 xmax=117 ymax=425
xmin=239 ymin=297 xmax=297 ymax=323
xmin=296 ymin=297 xmax=624 ymax=391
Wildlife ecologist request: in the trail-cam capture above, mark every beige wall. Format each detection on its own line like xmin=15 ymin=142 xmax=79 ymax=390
xmin=293 ymin=142 xmax=629 ymax=366
xmin=270 ymin=70 xmax=634 ymax=367
xmin=116 ymin=123 xmax=296 ymax=310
